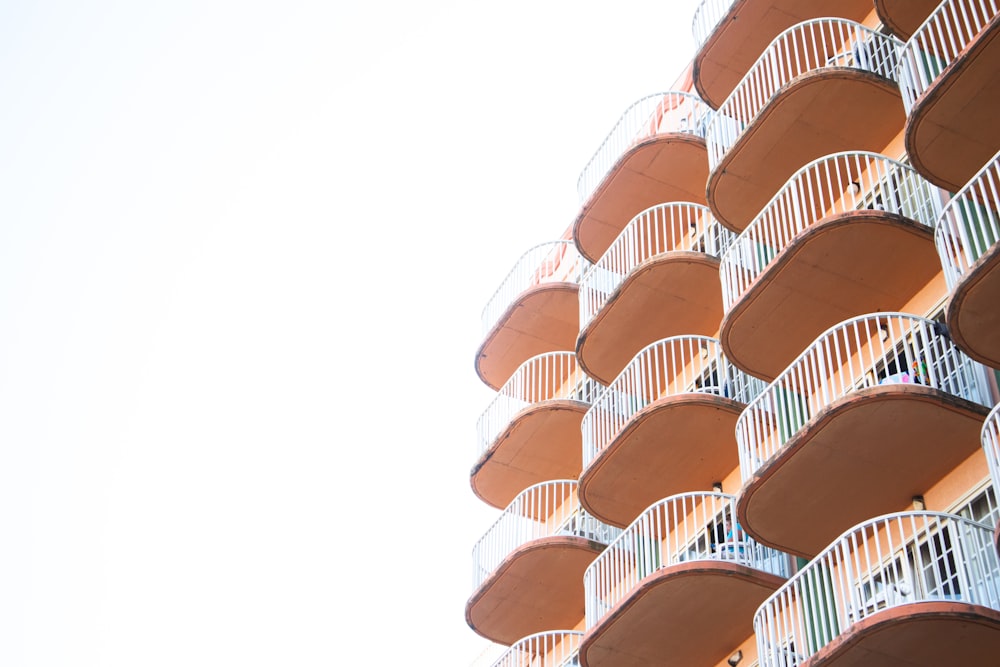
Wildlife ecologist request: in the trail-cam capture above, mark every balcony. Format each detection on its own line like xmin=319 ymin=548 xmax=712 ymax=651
xmin=488 ymin=631 xmax=582 ymax=667
xmin=899 ymin=0 xmax=1000 ymax=192
xmin=573 ymin=92 xmax=714 ymax=264
xmin=577 ymin=202 xmax=735 ymax=385
xmin=580 ymin=493 xmax=788 ymax=667
xmin=719 ymin=151 xmax=944 ymax=381
xmin=936 ymin=149 xmax=1000 ymax=368
xmin=875 ymin=0 xmax=943 ymax=39
xmin=705 ymin=19 xmax=905 ymax=233
xmin=476 ymin=241 xmax=585 ymax=390
xmin=467 ymin=480 xmax=620 ymax=645
xmin=754 ymin=512 xmax=1000 ymax=667
xmin=578 ymin=336 xmax=766 ymax=529
xmin=984 ymin=404 xmax=1000 ymax=557
xmin=736 ymin=313 xmax=993 ymax=558
xmin=472 ymin=352 xmax=598 ymax=510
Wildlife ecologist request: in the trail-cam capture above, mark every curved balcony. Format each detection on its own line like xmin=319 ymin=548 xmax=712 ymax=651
xmin=736 ymin=313 xmax=993 ymax=558
xmin=754 ymin=512 xmax=1000 ymax=667
xmin=984 ymin=404 xmax=1000 ymax=556
xmin=490 ymin=631 xmax=582 ymax=667
xmin=577 ymin=202 xmax=735 ymax=385
xmin=719 ymin=151 xmax=944 ymax=381
xmin=580 ymin=493 xmax=789 ymax=667
xmin=705 ymin=19 xmax=905 ymax=233
xmin=875 ymin=0 xmax=943 ymax=40
xmin=936 ymin=149 xmax=1000 ymax=368
xmin=900 ymin=0 xmax=1000 ymax=192
xmin=578 ymin=336 xmax=766 ymax=529
xmin=467 ymin=480 xmax=620 ymax=645
xmin=476 ymin=241 xmax=585 ymax=390
xmin=472 ymin=352 xmax=598 ymax=510
xmin=573 ymin=92 xmax=713 ymax=264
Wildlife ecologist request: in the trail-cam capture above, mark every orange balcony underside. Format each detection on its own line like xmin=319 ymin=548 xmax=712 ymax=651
xmin=693 ymin=0 xmax=873 ymax=109
xmin=721 ymin=212 xmax=940 ymax=382
xmin=578 ymin=254 xmax=724 ymax=385
xmin=738 ymin=386 xmax=990 ymax=559
xmin=875 ymin=0 xmax=942 ymax=40
xmin=948 ymin=243 xmax=1000 ymax=368
xmin=906 ymin=14 xmax=1000 ymax=192
xmin=580 ymin=395 xmax=744 ymax=528
xmin=476 ymin=284 xmax=579 ymax=391
xmin=580 ymin=563 xmax=785 ymax=667
xmin=708 ymin=72 xmax=905 ymax=233
xmin=574 ymin=135 xmax=708 ymax=264
xmin=471 ymin=401 xmax=588 ymax=510
xmin=466 ymin=537 xmax=603 ymax=645
xmin=808 ymin=602 xmax=1000 ymax=667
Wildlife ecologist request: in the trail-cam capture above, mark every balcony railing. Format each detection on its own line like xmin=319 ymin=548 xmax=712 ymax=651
xmin=584 ymin=492 xmax=790 ymax=627
xmin=754 ymin=511 xmax=1000 ymax=666
xmin=899 ymin=0 xmax=1000 ymax=111
xmin=737 ymin=313 xmax=992 ymax=481
xmin=476 ymin=352 xmax=598 ymax=459
xmin=984 ymin=404 xmax=1000 ymax=514
xmin=472 ymin=480 xmax=620 ymax=590
xmin=579 ymin=202 xmax=735 ymax=330
xmin=935 ymin=147 xmax=1000 ymax=290
xmin=577 ymin=92 xmax=714 ymax=204
xmin=692 ymin=0 xmax=735 ymax=48
xmin=706 ymin=19 xmax=903 ymax=169
xmin=481 ymin=241 xmax=586 ymax=336
xmin=488 ymin=631 xmax=582 ymax=667
xmin=720 ymin=151 xmax=943 ymax=311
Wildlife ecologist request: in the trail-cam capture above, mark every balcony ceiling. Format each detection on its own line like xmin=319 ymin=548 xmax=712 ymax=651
xmin=874 ymin=0 xmax=942 ymax=40
xmin=708 ymin=72 xmax=905 ymax=233
xmin=577 ymin=254 xmax=724 ymax=385
xmin=471 ymin=401 xmax=588 ymax=510
xmin=579 ymin=395 xmax=744 ymax=528
xmin=738 ymin=386 xmax=990 ymax=559
xmin=693 ymin=0 xmax=873 ymax=109
xmin=574 ymin=136 xmax=708 ymax=264
xmin=720 ymin=212 xmax=940 ymax=382
xmin=948 ymin=244 xmax=1000 ymax=369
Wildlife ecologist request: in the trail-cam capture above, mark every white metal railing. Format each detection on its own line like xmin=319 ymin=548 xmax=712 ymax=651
xmin=472 ymin=480 xmax=621 ymax=590
xmin=692 ymin=0 xmax=736 ymax=48
xmin=984 ymin=403 xmax=1000 ymax=515
xmin=481 ymin=241 xmax=586 ymax=336
xmin=584 ymin=492 xmax=790 ymax=628
xmin=579 ymin=202 xmax=736 ymax=330
xmin=577 ymin=92 xmax=714 ymax=204
xmin=899 ymin=0 xmax=1000 ymax=111
xmin=706 ymin=19 xmax=903 ymax=169
xmin=476 ymin=352 xmax=598 ymax=459
xmin=720 ymin=151 xmax=944 ymax=311
xmin=488 ymin=631 xmax=583 ymax=667
xmin=582 ymin=336 xmax=766 ymax=468
xmin=737 ymin=313 xmax=991 ymax=482
xmin=935 ymin=147 xmax=1000 ymax=290
xmin=755 ymin=511 xmax=1000 ymax=666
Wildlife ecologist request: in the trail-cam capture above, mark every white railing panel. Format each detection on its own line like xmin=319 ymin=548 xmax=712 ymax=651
xmin=692 ymin=0 xmax=737 ymax=48
xmin=490 ymin=631 xmax=583 ymax=667
xmin=984 ymin=404 xmax=1000 ymax=515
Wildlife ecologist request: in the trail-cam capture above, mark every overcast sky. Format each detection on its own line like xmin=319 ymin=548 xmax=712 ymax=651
xmin=0 ymin=1 xmax=701 ymax=664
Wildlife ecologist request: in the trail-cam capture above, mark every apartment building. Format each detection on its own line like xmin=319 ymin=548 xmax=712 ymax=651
xmin=468 ymin=1 xmax=1000 ymax=666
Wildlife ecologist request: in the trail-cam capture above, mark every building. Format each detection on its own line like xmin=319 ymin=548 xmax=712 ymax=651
xmin=467 ymin=1 xmax=1000 ymax=665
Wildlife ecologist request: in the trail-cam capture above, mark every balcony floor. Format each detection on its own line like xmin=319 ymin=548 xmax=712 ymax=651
xmin=875 ymin=0 xmax=942 ymax=40
xmin=948 ymin=242 xmax=1000 ymax=368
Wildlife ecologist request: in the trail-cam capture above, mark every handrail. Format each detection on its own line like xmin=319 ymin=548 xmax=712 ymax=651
xmin=736 ymin=313 xmax=991 ymax=482
xmin=754 ymin=511 xmax=1000 ymax=666
xmin=720 ymin=151 xmax=943 ymax=312
xmin=577 ymin=92 xmax=714 ymax=204
xmin=692 ymin=0 xmax=736 ymax=48
xmin=706 ymin=19 xmax=903 ymax=169
xmin=481 ymin=241 xmax=586 ymax=336
xmin=476 ymin=352 xmax=598 ymax=459
xmin=581 ymin=336 xmax=766 ymax=469
xmin=488 ymin=631 xmax=583 ymax=667
xmin=579 ymin=202 xmax=735 ymax=330
xmin=471 ymin=480 xmax=620 ymax=590
xmin=899 ymin=0 xmax=1000 ymax=111
xmin=583 ymin=492 xmax=789 ymax=628
xmin=934 ymin=147 xmax=1000 ymax=290
xmin=983 ymin=403 xmax=1000 ymax=516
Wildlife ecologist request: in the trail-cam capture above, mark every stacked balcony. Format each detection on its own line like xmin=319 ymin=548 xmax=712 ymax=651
xmin=736 ymin=313 xmax=992 ymax=558
xmin=573 ymin=93 xmax=713 ymax=264
xmin=719 ymin=151 xmax=944 ymax=381
xmin=580 ymin=493 xmax=789 ymax=667
xmin=755 ymin=512 xmax=1000 ymax=666
xmin=899 ymin=0 xmax=1000 ymax=192
xmin=705 ymin=19 xmax=905 ymax=232
xmin=874 ymin=0 xmax=943 ymax=40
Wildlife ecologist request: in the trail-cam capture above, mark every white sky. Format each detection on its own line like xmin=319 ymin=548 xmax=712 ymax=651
xmin=0 ymin=1 xmax=701 ymax=664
